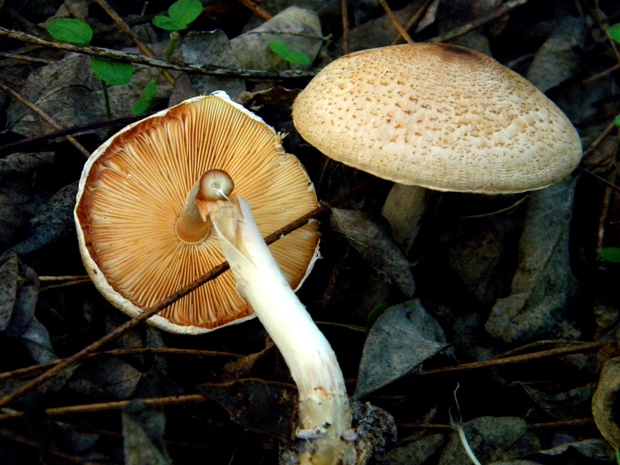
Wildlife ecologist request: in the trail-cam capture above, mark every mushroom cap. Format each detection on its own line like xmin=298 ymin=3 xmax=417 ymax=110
xmin=292 ymin=43 xmax=582 ymax=193
xmin=75 ymin=92 xmax=320 ymax=335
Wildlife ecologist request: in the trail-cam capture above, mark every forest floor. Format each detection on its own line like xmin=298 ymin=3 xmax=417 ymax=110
xmin=1 ymin=0 xmax=620 ymax=464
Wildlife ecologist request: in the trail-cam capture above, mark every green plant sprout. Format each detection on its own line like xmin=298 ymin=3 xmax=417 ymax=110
xmin=268 ymin=40 xmax=311 ymax=67
xmin=46 ymin=0 xmax=202 ymax=115
xmin=46 ymin=18 xmax=133 ymax=87
xmin=601 ymin=247 xmax=620 ymax=263
xmin=153 ymin=0 xmax=202 ymax=31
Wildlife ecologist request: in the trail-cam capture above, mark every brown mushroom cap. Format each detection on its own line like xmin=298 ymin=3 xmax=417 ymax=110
xmin=75 ymin=92 xmax=319 ymax=335
xmin=292 ymin=43 xmax=582 ymax=193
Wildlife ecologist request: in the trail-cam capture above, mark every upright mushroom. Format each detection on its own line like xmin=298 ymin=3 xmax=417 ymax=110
xmin=292 ymin=43 xmax=582 ymax=251
xmin=75 ymin=92 xmax=320 ymax=334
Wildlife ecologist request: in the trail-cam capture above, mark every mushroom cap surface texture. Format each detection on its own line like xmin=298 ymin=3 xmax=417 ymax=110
xmin=292 ymin=43 xmax=582 ymax=193
xmin=75 ymin=92 xmax=320 ymax=335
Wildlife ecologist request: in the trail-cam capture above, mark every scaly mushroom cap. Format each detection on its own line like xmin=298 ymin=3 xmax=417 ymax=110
xmin=292 ymin=43 xmax=582 ymax=193
xmin=75 ymin=92 xmax=319 ymax=335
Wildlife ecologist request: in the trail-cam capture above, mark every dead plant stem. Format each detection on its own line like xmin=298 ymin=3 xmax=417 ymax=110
xmin=0 ymin=27 xmax=315 ymax=79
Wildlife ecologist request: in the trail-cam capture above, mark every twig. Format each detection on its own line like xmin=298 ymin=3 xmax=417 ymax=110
xmin=0 ymin=114 xmax=144 ymax=155
xmin=0 ymin=51 xmax=51 ymax=64
xmin=0 ymin=180 xmax=372 ymax=409
xmin=421 ymin=340 xmax=605 ymax=377
xmin=582 ymin=62 xmax=620 ymax=84
xmin=430 ymin=0 xmax=530 ymax=43
xmin=0 ymin=428 xmax=110 ymax=464
xmin=379 ymin=0 xmax=414 ymax=44
xmin=0 ymin=348 xmax=242 ymax=381
xmin=237 ymin=0 xmax=272 ymax=21
xmin=0 ymin=27 xmax=316 ymax=79
xmin=341 ymin=0 xmax=350 ymax=55
xmin=392 ymin=0 xmax=434 ymax=45
xmin=94 ymin=0 xmax=176 ymax=85
xmin=0 ymin=81 xmax=91 ymax=158
xmin=0 ymin=394 xmax=208 ymax=422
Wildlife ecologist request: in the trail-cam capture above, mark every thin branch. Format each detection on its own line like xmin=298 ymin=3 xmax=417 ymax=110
xmin=0 ymin=81 xmax=91 ymax=158
xmin=0 ymin=180 xmax=372 ymax=410
xmin=430 ymin=0 xmax=530 ymax=43
xmin=341 ymin=0 xmax=350 ymax=55
xmin=0 ymin=428 xmax=111 ymax=464
xmin=0 ymin=348 xmax=242 ymax=381
xmin=420 ymin=341 xmax=605 ymax=377
xmin=392 ymin=0 xmax=434 ymax=45
xmin=0 ymin=394 xmax=208 ymax=422
xmin=379 ymin=0 xmax=414 ymax=44
xmin=0 ymin=114 xmax=144 ymax=155
xmin=237 ymin=0 xmax=272 ymax=21
xmin=0 ymin=26 xmax=315 ymax=79
xmin=94 ymin=0 xmax=175 ymax=85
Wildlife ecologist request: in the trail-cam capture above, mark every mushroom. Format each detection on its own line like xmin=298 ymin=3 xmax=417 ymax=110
xmin=196 ymin=170 xmax=355 ymax=464
xmin=75 ymin=91 xmax=320 ymax=335
xmin=292 ymin=43 xmax=583 ymax=251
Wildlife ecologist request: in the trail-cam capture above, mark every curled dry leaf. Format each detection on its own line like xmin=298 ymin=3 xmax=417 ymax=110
xmin=354 ymin=299 xmax=449 ymax=398
xmin=180 ymin=30 xmax=245 ymax=99
xmin=330 ymin=207 xmax=416 ymax=298
xmin=438 ymin=416 xmax=529 ymax=465
xmin=526 ymin=16 xmax=586 ymax=93
xmin=230 ymin=6 xmax=322 ymax=71
xmin=197 ymin=378 xmax=298 ymax=442
xmin=593 ymin=356 xmax=620 ymax=449
xmin=122 ymin=400 xmax=172 ymax=465
xmin=485 ymin=178 xmax=580 ymax=343
xmin=0 ymin=254 xmax=56 ymax=364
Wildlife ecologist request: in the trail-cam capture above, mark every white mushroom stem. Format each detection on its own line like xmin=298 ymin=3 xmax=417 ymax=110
xmin=381 ymin=184 xmax=434 ymax=253
xmin=197 ymin=189 xmax=354 ymax=464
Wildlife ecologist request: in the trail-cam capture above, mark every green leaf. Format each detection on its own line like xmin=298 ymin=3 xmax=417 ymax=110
xmin=269 ymin=40 xmax=291 ymax=58
xmin=286 ymin=51 xmax=311 ymax=66
xmin=152 ymin=15 xmax=187 ymax=31
xmin=615 ymin=115 xmax=620 ymax=127
xmin=91 ymin=57 xmax=133 ymax=86
xmin=601 ymin=247 xmax=620 ymax=263
xmin=132 ymin=98 xmax=151 ymax=115
xmin=609 ymin=24 xmax=620 ymax=44
xmin=168 ymin=0 xmax=203 ymax=26
xmin=143 ymin=80 xmax=158 ymax=100
xmin=46 ymin=18 xmax=93 ymax=45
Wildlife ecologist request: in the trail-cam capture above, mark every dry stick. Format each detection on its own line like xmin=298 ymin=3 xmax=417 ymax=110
xmin=0 ymin=51 xmax=51 ymax=64
xmin=0 ymin=27 xmax=315 ymax=79
xmin=340 ymin=0 xmax=349 ymax=55
xmin=0 ymin=348 xmax=241 ymax=381
xmin=0 ymin=429 xmax=107 ymax=465
xmin=94 ymin=0 xmax=175 ymax=85
xmin=0 ymin=81 xmax=91 ymax=158
xmin=0 ymin=394 xmax=207 ymax=422
xmin=391 ymin=0 xmax=434 ymax=45
xmin=237 ymin=0 xmax=273 ymax=21
xmin=379 ymin=0 xmax=414 ymax=44
xmin=0 ymin=180 xmax=372 ymax=410
xmin=429 ymin=0 xmax=530 ymax=43
xmin=0 ymin=114 xmax=144 ymax=154
xmin=420 ymin=340 xmax=605 ymax=377
xmin=582 ymin=62 xmax=620 ymax=84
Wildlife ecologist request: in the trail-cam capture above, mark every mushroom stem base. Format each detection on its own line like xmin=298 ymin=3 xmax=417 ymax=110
xmin=207 ymin=196 xmax=355 ymax=464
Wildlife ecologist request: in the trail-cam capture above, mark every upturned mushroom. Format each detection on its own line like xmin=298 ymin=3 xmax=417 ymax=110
xmin=75 ymin=92 xmax=320 ymax=334
xmin=75 ymin=92 xmax=358 ymax=464
xmin=292 ymin=43 xmax=582 ymax=251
